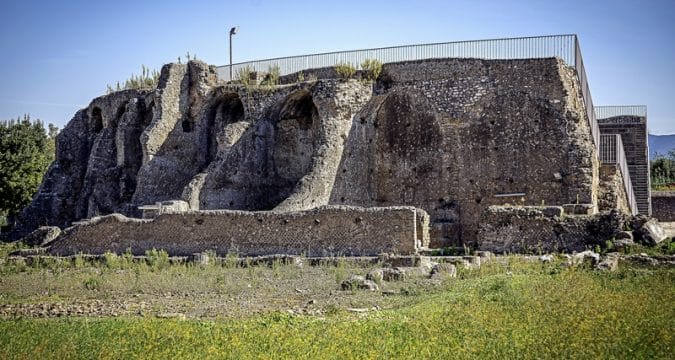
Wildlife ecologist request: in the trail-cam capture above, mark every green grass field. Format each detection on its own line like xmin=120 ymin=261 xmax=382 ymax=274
xmin=1 ymin=256 xmax=673 ymax=359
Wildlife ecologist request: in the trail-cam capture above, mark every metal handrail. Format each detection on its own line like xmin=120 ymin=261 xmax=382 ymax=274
xmin=595 ymin=105 xmax=647 ymax=119
xmin=217 ymin=34 xmax=577 ymax=81
xmin=600 ymin=134 xmax=638 ymax=214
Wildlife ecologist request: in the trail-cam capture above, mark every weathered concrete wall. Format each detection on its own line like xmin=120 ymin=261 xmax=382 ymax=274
xmin=598 ymin=116 xmax=650 ymax=215
xmin=47 ymin=206 xmax=430 ymax=257
xmin=598 ymin=165 xmax=631 ymax=214
xmin=478 ymin=206 xmax=624 ymax=253
xmin=330 ymin=58 xmax=598 ymax=247
xmin=652 ymin=191 xmax=675 ymax=221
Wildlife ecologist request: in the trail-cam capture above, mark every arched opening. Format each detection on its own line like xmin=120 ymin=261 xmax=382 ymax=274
xmin=91 ymin=107 xmax=103 ymax=133
xmin=206 ymin=94 xmax=245 ymax=163
xmin=273 ymin=90 xmax=319 ymax=182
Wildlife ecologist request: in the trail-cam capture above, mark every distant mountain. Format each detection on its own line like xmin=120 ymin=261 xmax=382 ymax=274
xmin=649 ymin=134 xmax=675 ymax=159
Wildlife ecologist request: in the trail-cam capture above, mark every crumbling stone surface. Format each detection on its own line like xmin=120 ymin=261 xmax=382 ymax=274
xmin=6 ymin=58 xmax=599 ymax=250
xmin=477 ymin=206 xmax=660 ymax=253
xmin=46 ymin=206 xmax=429 ymax=257
xmin=598 ymin=165 xmax=631 ymax=214
xmin=331 ymin=58 xmax=597 ymax=247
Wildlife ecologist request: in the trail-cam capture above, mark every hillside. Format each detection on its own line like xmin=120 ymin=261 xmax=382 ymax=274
xmin=649 ymin=134 xmax=675 ymax=159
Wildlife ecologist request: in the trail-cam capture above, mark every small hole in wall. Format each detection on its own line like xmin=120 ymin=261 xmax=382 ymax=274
xmin=469 ymin=179 xmax=475 ymax=184
xmin=438 ymin=198 xmax=445 ymax=203
xmin=373 ymin=122 xmax=379 ymax=128
xmin=354 ymin=217 xmax=363 ymax=224
xmin=91 ymin=107 xmax=103 ymax=133
xmin=359 ymin=117 xmax=366 ymax=124
xmin=340 ymin=197 xmax=345 ymax=202
xmin=182 ymin=119 xmax=194 ymax=132
xmin=195 ymin=219 xmax=204 ymax=225
xmin=229 ymin=201 xmax=234 ymax=206
xmin=342 ymin=168 xmax=347 ymax=173
xmin=475 ymin=196 xmax=483 ymax=204
xmin=489 ymin=120 xmax=495 ymax=125
xmin=368 ymin=138 xmax=373 ymax=143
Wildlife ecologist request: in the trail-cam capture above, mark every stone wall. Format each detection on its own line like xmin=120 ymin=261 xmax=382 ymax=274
xmin=652 ymin=191 xmax=675 ymax=221
xmin=598 ymin=165 xmax=631 ymax=214
xmin=47 ymin=206 xmax=430 ymax=257
xmin=7 ymin=58 xmax=599 ymax=249
xmin=478 ymin=206 xmax=624 ymax=253
xmin=330 ymin=58 xmax=597 ymax=247
xmin=598 ymin=116 xmax=650 ymax=215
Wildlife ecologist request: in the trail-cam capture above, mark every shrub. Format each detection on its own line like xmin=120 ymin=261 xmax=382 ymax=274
xmin=334 ymin=62 xmax=356 ymax=79
xmin=262 ymin=64 xmax=280 ymax=86
xmin=107 ymin=65 xmax=160 ymax=94
xmin=145 ymin=248 xmax=169 ymax=271
xmin=360 ymin=59 xmax=382 ymax=81
xmin=103 ymin=251 xmax=120 ymax=269
xmin=235 ymin=65 xmax=254 ymax=86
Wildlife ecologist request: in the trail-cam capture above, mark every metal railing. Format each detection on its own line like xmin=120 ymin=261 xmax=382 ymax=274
xmin=216 ymin=34 xmax=599 ymax=148
xmin=218 ymin=34 xmax=576 ymax=80
xmin=595 ymin=105 xmax=647 ymax=119
xmin=600 ymin=134 xmax=638 ymax=214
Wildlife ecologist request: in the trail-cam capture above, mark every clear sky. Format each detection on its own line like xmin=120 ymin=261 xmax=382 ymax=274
xmin=1 ymin=0 xmax=674 ymax=134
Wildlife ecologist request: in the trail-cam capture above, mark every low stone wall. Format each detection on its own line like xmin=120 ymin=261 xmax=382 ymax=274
xmin=47 ymin=206 xmax=430 ymax=257
xmin=652 ymin=191 xmax=675 ymax=221
xmin=478 ymin=206 xmax=624 ymax=253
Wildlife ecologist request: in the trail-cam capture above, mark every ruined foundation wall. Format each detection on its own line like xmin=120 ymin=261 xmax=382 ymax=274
xmin=478 ymin=206 xmax=624 ymax=253
xmin=47 ymin=206 xmax=430 ymax=257
xmin=651 ymin=191 xmax=675 ymax=221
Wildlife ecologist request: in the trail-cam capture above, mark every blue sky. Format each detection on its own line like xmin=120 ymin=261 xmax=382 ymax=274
xmin=1 ymin=0 xmax=674 ymax=133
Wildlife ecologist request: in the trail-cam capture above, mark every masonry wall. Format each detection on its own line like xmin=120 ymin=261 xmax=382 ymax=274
xmin=598 ymin=116 xmax=650 ymax=215
xmin=598 ymin=165 xmax=631 ymax=214
xmin=478 ymin=206 xmax=625 ymax=253
xmin=47 ymin=206 xmax=430 ymax=257
xmin=651 ymin=191 xmax=675 ymax=221
xmin=9 ymin=58 xmax=600 ymax=250
xmin=330 ymin=58 xmax=598 ymax=247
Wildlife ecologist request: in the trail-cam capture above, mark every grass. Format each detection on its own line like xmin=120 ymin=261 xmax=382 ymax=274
xmin=0 ymin=250 xmax=673 ymax=358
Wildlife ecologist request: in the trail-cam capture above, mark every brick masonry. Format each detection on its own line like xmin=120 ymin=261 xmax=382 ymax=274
xmin=598 ymin=116 xmax=651 ymax=215
xmin=47 ymin=206 xmax=430 ymax=257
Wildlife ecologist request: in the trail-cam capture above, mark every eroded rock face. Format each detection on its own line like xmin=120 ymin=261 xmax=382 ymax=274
xmin=7 ymin=58 xmax=599 ymax=248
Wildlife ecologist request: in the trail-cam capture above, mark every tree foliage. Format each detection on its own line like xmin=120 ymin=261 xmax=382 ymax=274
xmin=650 ymin=149 xmax=675 ymax=190
xmin=0 ymin=115 xmax=57 ymax=223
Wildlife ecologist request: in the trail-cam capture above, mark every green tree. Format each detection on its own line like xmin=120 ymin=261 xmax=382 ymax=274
xmin=650 ymin=149 xmax=675 ymax=190
xmin=0 ymin=115 xmax=57 ymax=225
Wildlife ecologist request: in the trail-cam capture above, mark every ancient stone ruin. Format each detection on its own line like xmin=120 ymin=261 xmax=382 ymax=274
xmin=5 ymin=36 xmax=666 ymax=256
